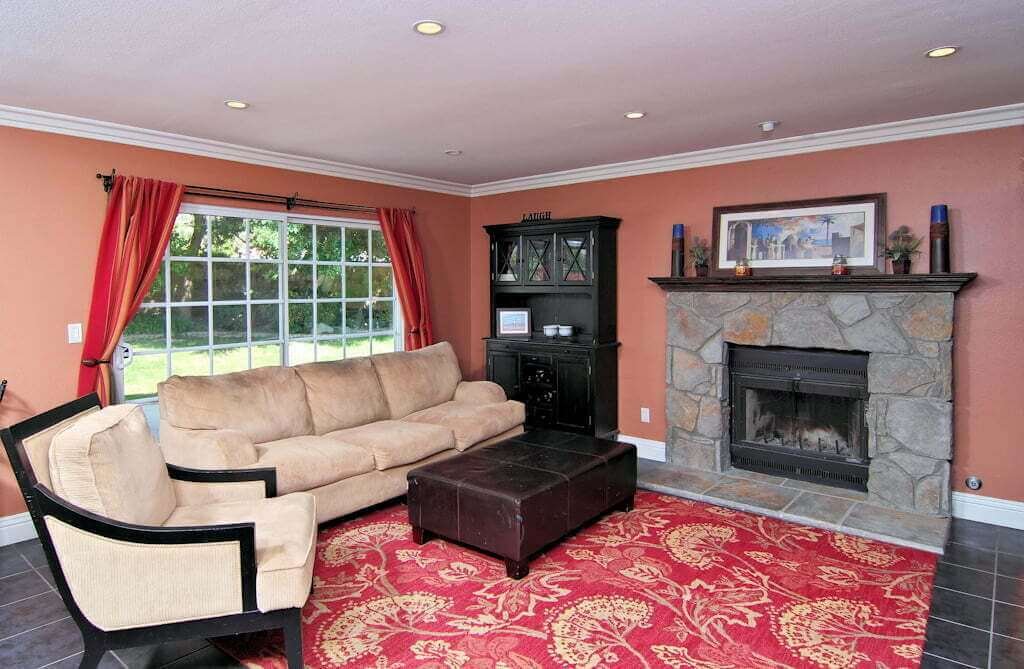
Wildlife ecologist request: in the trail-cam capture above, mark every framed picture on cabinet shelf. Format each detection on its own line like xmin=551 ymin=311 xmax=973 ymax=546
xmin=495 ymin=308 xmax=532 ymax=338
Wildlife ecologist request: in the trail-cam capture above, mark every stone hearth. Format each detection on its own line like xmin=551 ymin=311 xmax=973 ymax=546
xmin=665 ymin=290 xmax=959 ymax=516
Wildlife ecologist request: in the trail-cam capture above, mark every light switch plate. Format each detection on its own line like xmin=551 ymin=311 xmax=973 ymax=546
xmin=640 ymin=407 xmax=651 ymax=423
xmin=67 ymin=323 xmax=83 ymax=344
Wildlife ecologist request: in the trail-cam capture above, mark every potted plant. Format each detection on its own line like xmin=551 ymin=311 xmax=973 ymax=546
xmin=690 ymin=236 xmax=711 ymax=277
xmin=885 ymin=226 xmax=922 ymax=275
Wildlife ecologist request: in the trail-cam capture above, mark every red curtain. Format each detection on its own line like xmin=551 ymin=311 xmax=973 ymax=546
xmin=377 ymin=207 xmax=434 ymax=350
xmin=77 ymin=175 xmax=185 ymax=404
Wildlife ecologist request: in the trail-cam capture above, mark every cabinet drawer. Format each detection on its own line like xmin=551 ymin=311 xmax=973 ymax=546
xmin=521 ymin=353 xmax=552 ymax=366
xmin=487 ymin=341 xmax=514 ymax=352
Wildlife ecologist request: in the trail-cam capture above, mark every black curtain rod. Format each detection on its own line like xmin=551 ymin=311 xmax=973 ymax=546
xmin=95 ymin=169 xmax=386 ymax=215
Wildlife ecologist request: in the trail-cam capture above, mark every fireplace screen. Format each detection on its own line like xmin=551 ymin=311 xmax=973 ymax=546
xmin=729 ymin=345 xmax=869 ymax=490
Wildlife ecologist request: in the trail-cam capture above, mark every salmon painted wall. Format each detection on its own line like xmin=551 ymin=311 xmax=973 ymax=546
xmin=0 ymin=126 xmax=471 ymax=516
xmin=469 ymin=126 xmax=1024 ymax=503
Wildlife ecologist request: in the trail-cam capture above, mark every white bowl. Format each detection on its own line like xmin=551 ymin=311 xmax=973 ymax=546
xmin=543 ymin=324 xmax=559 ymax=337
xmin=557 ymin=325 xmax=573 ymax=337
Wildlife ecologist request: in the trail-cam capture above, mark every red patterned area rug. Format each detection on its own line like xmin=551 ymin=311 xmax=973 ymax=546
xmin=214 ymin=491 xmax=937 ymax=668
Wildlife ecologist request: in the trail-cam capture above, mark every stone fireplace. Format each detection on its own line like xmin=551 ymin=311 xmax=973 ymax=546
xmin=663 ymin=283 xmax=971 ymax=517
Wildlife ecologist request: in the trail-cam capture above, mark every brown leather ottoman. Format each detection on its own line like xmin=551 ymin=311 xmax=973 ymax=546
xmin=406 ymin=429 xmax=637 ymax=579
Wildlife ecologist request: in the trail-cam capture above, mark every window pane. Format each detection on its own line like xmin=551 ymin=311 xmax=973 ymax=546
xmin=288 ymin=303 xmax=313 ymax=337
xmin=250 ymin=263 xmax=279 ymax=299
xmin=171 ymin=350 xmax=210 ymax=376
xmin=288 ymin=265 xmax=313 ymax=299
xmin=345 ymin=228 xmax=369 ymax=262
xmin=210 ymin=216 xmax=247 ymax=258
xmin=213 ymin=347 xmax=249 ymax=374
xmin=170 ymin=261 xmax=207 ymax=302
xmin=345 ymin=266 xmax=369 ymax=298
xmin=317 ymin=266 xmax=341 ymax=298
xmin=371 ymin=230 xmax=390 ymax=263
xmin=288 ymin=223 xmax=313 ymax=260
xmin=251 ymin=304 xmax=280 ymax=341
xmin=252 ymin=344 xmax=282 ymax=368
xmin=124 ymin=307 xmax=166 ymax=351
xmin=372 ymin=300 xmax=394 ymax=332
xmin=317 ymin=302 xmax=342 ymax=335
xmin=371 ymin=267 xmax=393 ymax=297
xmin=123 ymin=354 xmax=166 ymax=400
xmin=344 ymin=303 xmax=369 ymax=333
xmin=372 ymin=335 xmax=395 ymax=354
xmin=145 ymin=266 xmax=166 ymax=303
xmin=212 ymin=262 xmax=246 ymax=301
xmin=288 ymin=340 xmax=315 ymax=366
xmin=212 ymin=305 xmax=245 ymax=344
xmin=248 ymin=220 xmax=280 ymax=259
xmin=317 ymin=339 xmax=344 ymax=362
xmin=317 ymin=226 xmax=342 ymax=261
xmin=170 ymin=306 xmax=208 ymax=348
xmin=170 ymin=214 xmax=207 ymax=257
xmin=347 ymin=336 xmax=371 ymax=358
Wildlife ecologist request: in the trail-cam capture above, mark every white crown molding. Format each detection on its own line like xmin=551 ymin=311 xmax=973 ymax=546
xmin=469 ymin=103 xmax=1024 ymax=196
xmin=0 ymin=104 xmax=473 ymax=197
xmin=952 ymin=491 xmax=1024 ymax=531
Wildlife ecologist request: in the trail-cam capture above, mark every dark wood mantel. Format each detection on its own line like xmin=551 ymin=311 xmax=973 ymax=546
xmin=649 ymin=273 xmax=977 ymax=293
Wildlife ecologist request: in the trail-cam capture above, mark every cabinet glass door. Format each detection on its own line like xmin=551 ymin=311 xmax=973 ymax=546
xmin=558 ymin=231 xmax=591 ymax=284
xmin=494 ymin=236 xmax=522 ymax=283
xmin=523 ymin=234 xmax=554 ymax=285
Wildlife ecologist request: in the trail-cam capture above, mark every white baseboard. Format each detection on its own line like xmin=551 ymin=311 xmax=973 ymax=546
xmin=0 ymin=512 xmax=36 ymax=546
xmin=618 ymin=434 xmax=667 ymax=462
xmin=952 ymin=492 xmax=1024 ymax=531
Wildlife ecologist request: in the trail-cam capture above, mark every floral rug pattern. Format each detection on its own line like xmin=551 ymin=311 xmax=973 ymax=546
xmin=215 ymin=491 xmax=936 ymax=668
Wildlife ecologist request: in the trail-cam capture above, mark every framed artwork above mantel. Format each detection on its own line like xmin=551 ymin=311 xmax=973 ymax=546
xmin=710 ymin=193 xmax=886 ymax=276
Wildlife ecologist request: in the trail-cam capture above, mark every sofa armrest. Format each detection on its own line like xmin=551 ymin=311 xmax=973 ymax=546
xmin=453 ymin=380 xmax=507 ymax=405
xmin=159 ymin=421 xmax=258 ymax=470
xmin=34 ymin=483 xmax=258 ymax=630
xmin=167 ymin=464 xmax=277 ymax=504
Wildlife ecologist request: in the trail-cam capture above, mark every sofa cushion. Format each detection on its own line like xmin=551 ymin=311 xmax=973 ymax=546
xmin=159 ymin=366 xmax=314 ymax=444
xmin=404 ymin=400 xmax=526 ymax=451
xmin=164 ymin=492 xmax=316 ymax=612
xmin=253 ymin=436 xmax=376 ymax=495
xmin=324 ymin=420 xmax=455 ymax=470
xmin=371 ymin=341 xmax=463 ymax=418
xmin=293 ymin=357 xmax=389 ymax=435
xmin=49 ymin=404 xmax=176 ymax=526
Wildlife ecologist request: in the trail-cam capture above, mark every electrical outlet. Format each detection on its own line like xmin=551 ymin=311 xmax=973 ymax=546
xmin=67 ymin=323 xmax=83 ymax=344
xmin=640 ymin=407 xmax=651 ymax=423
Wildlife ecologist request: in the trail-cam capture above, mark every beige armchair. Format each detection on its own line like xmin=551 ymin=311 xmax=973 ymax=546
xmin=1 ymin=394 xmax=314 ymax=669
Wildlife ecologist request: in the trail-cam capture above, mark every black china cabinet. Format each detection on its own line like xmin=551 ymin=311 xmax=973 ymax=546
xmin=484 ymin=216 xmax=619 ymax=437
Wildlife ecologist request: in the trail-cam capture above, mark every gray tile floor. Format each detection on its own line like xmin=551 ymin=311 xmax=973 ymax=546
xmin=1 ymin=518 xmax=1021 ymax=668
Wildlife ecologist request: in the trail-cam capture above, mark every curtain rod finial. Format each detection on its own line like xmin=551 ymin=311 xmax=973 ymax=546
xmin=95 ymin=169 xmax=116 ymax=193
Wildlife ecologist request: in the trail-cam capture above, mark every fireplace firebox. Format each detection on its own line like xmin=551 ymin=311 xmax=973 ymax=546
xmin=728 ymin=345 xmax=869 ymax=491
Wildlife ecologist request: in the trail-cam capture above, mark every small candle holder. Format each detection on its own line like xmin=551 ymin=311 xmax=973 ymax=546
xmin=734 ymin=258 xmax=752 ymax=278
xmin=831 ymin=255 xmax=849 ymax=276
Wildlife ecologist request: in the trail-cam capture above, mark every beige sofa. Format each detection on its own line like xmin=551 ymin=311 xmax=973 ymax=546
xmin=158 ymin=341 xmax=525 ymax=523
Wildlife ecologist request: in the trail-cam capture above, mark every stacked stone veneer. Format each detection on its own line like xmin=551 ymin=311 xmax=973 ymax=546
xmin=665 ymin=291 xmax=956 ymax=516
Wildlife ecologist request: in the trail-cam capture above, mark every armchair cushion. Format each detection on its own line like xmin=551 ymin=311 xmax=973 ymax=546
xmin=48 ymin=404 xmax=176 ymax=526
xmin=164 ymin=492 xmax=316 ymax=612
xmin=324 ymin=420 xmax=455 ymax=470
xmin=371 ymin=341 xmax=463 ymax=418
xmin=253 ymin=436 xmax=375 ymax=494
xmin=453 ymin=380 xmax=508 ymax=405
xmin=404 ymin=400 xmax=526 ymax=451
xmin=294 ymin=357 xmax=389 ymax=434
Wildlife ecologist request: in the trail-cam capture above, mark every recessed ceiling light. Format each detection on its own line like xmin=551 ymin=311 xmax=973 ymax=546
xmin=758 ymin=120 xmax=780 ymax=133
xmin=444 ymin=149 xmax=463 ymax=156
xmin=925 ymin=46 xmax=959 ymax=58
xmin=224 ymin=100 xmax=250 ymax=110
xmin=413 ymin=20 xmax=445 ymax=35
xmin=623 ymin=111 xmax=646 ymax=120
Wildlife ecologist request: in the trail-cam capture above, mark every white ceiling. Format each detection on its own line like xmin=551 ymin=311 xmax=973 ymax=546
xmin=1 ymin=1 xmax=1022 ymax=185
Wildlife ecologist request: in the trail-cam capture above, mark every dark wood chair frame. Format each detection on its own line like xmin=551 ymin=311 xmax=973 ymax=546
xmin=1 ymin=394 xmax=304 ymax=669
